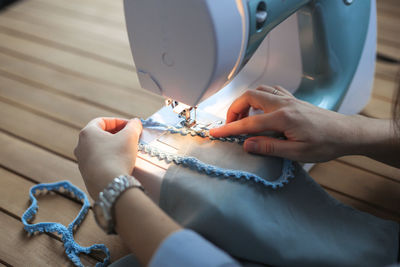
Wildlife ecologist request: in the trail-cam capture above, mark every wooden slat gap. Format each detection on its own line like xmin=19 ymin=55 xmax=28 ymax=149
xmin=0 ymin=46 xmax=136 ymax=93
xmin=0 ymin=129 xmax=76 ymax=163
xmin=31 ymin=0 xmax=124 ymax=29
xmin=4 ymin=8 xmax=129 ymax=50
xmin=0 ymin=167 xmax=85 ymax=208
xmin=377 ymin=53 xmax=400 ymax=64
xmin=10 ymin=2 xmax=127 ymax=44
xmin=0 ymin=96 xmax=81 ymax=130
xmin=359 ymin=111 xmax=379 ymax=119
xmin=0 ymin=68 xmax=132 ymax=118
xmin=0 ymin=258 xmax=12 ymax=267
xmin=0 ymin=206 xmax=20 ymax=222
xmin=0 ymin=165 xmax=87 ymax=208
xmin=0 ymin=164 xmax=45 ymax=187
xmin=0 ymin=204 xmax=105 ymax=263
xmin=372 ymin=92 xmax=395 ymax=103
xmin=375 ymin=70 xmax=399 ymax=82
xmin=335 ymin=159 xmax=400 ymax=184
xmin=321 ymin=184 xmax=400 ymax=217
xmin=378 ymin=37 xmax=400 ymax=51
xmin=0 ymin=25 xmax=134 ymax=71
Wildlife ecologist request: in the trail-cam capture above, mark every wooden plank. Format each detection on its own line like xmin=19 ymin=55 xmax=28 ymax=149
xmin=310 ymin=160 xmax=400 ymax=215
xmin=378 ymin=42 xmax=400 ymax=61
xmin=0 ymin=52 xmax=163 ymax=118
xmin=34 ymin=0 xmax=125 ymax=27
xmin=362 ymin=96 xmax=392 ymax=119
xmin=326 ymin=188 xmax=400 ymax=221
xmin=372 ymin=75 xmax=398 ymax=102
xmin=3 ymin=8 xmax=128 ymax=51
xmin=0 ymin=132 xmax=85 ymax=191
xmin=94 ymin=0 xmax=123 ymax=9
xmin=0 ymin=14 xmax=133 ymax=67
xmin=337 ymin=156 xmax=400 ymax=183
xmin=0 ymin=75 xmax=122 ymax=129
xmin=0 ymin=100 xmax=79 ymax=160
xmin=377 ymin=12 xmax=400 ymax=46
xmin=0 ymin=169 xmax=80 ymax=226
xmin=0 ymin=210 xmax=98 ymax=266
xmin=0 ymin=133 xmax=131 ymax=260
xmin=357 ymin=62 xmax=399 ymax=119
xmin=375 ymin=61 xmax=399 ymax=81
xmin=10 ymin=0 xmax=128 ymax=44
xmin=0 ymin=31 xmax=138 ymax=91
xmin=0 ymin=167 xmax=130 ymax=262
xmin=377 ymin=0 xmax=400 ymax=15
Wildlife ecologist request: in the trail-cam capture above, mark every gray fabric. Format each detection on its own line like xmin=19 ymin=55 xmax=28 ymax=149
xmin=159 ymin=132 xmax=399 ymax=267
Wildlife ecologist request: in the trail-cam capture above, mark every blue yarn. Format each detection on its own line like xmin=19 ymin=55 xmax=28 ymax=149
xmin=21 ymin=181 xmax=110 ymax=267
xmin=139 ymin=118 xmax=295 ymax=189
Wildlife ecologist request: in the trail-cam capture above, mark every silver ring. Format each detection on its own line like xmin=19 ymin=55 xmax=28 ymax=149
xmin=272 ymin=88 xmax=279 ymax=95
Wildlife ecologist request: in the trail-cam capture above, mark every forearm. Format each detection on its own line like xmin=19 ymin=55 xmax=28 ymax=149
xmin=341 ymin=115 xmax=400 ymax=168
xmin=114 ymin=187 xmax=181 ymax=266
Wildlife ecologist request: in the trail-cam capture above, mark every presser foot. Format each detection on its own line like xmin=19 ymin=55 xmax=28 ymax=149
xmin=180 ymin=119 xmax=223 ymax=133
xmin=165 ymin=99 xmax=198 ymax=127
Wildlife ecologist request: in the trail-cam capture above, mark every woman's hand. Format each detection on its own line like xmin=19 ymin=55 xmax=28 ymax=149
xmin=209 ymin=86 xmax=364 ymax=163
xmin=74 ymin=117 xmax=142 ymax=199
xmin=75 ymin=117 xmax=182 ymax=265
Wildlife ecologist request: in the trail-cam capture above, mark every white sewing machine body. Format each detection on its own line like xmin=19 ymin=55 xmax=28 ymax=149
xmin=125 ymin=0 xmax=377 ymax=203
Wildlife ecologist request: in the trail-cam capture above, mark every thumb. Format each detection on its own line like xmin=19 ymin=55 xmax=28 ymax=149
xmin=244 ymin=136 xmax=303 ymax=160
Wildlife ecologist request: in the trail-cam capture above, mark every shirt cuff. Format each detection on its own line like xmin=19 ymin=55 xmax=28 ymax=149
xmin=149 ymin=229 xmax=240 ymax=267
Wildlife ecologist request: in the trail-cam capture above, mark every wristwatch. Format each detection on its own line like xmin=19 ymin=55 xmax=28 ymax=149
xmin=93 ymin=175 xmax=145 ymax=234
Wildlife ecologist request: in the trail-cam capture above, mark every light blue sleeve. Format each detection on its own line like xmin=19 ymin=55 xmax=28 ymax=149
xmin=149 ymin=229 xmax=241 ymax=267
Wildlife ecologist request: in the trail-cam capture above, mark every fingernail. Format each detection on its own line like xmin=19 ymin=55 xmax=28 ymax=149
xmin=209 ymin=128 xmax=218 ymax=136
xmin=245 ymin=140 xmax=258 ymax=152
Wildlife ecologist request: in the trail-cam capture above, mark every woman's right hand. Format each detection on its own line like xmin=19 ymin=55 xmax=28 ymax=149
xmin=210 ymin=86 xmax=367 ymax=163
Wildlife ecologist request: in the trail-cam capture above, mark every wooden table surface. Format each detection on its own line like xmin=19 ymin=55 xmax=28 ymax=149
xmin=0 ymin=0 xmax=399 ymax=265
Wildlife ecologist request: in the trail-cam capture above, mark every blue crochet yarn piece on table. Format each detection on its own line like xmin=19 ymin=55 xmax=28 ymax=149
xmin=21 ymin=181 xmax=110 ymax=267
xmin=140 ymin=118 xmax=295 ymax=189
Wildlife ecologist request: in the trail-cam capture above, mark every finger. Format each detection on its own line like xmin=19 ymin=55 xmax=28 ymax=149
xmin=210 ymin=112 xmax=285 ymax=137
xmin=87 ymin=117 xmax=129 ymax=134
xmin=256 ymin=85 xmax=292 ymax=97
xmin=237 ymin=109 xmax=249 ymax=121
xmin=256 ymin=85 xmax=283 ymax=96
xmin=120 ymin=119 xmax=143 ymax=159
xmin=226 ymin=90 xmax=283 ymax=123
xmin=120 ymin=118 xmax=143 ymax=138
xmin=274 ymin=85 xmax=294 ymax=97
xmin=244 ymin=136 xmax=306 ymax=160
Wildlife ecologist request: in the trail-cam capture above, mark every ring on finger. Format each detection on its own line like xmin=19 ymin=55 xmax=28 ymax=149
xmin=272 ymin=88 xmax=279 ymax=95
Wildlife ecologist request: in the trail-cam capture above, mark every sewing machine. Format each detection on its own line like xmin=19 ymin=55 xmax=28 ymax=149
xmin=125 ymin=0 xmax=377 ymax=202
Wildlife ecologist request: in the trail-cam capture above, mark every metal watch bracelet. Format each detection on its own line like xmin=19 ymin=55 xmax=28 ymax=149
xmin=93 ymin=175 xmax=145 ymax=234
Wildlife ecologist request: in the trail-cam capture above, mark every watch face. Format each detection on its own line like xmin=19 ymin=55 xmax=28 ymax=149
xmin=93 ymin=203 xmax=109 ymax=230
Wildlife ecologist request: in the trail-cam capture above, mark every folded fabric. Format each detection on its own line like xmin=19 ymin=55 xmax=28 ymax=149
xmin=158 ymin=131 xmax=399 ymax=266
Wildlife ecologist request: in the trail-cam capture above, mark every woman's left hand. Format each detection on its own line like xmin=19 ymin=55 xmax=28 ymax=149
xmin=74 ymin=117 xmax=142 ymax=199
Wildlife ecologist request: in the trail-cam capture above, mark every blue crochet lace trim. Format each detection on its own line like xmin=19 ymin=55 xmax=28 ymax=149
xmin=20 ymin=119 xmax=294 ymax=267
xmin=140 ymin=118 xmax=295 ymax=189
xmin=141 ymin=118 xmax=248 ymax=143
xmin=21 ymin=181 xmax=110 ymax=267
